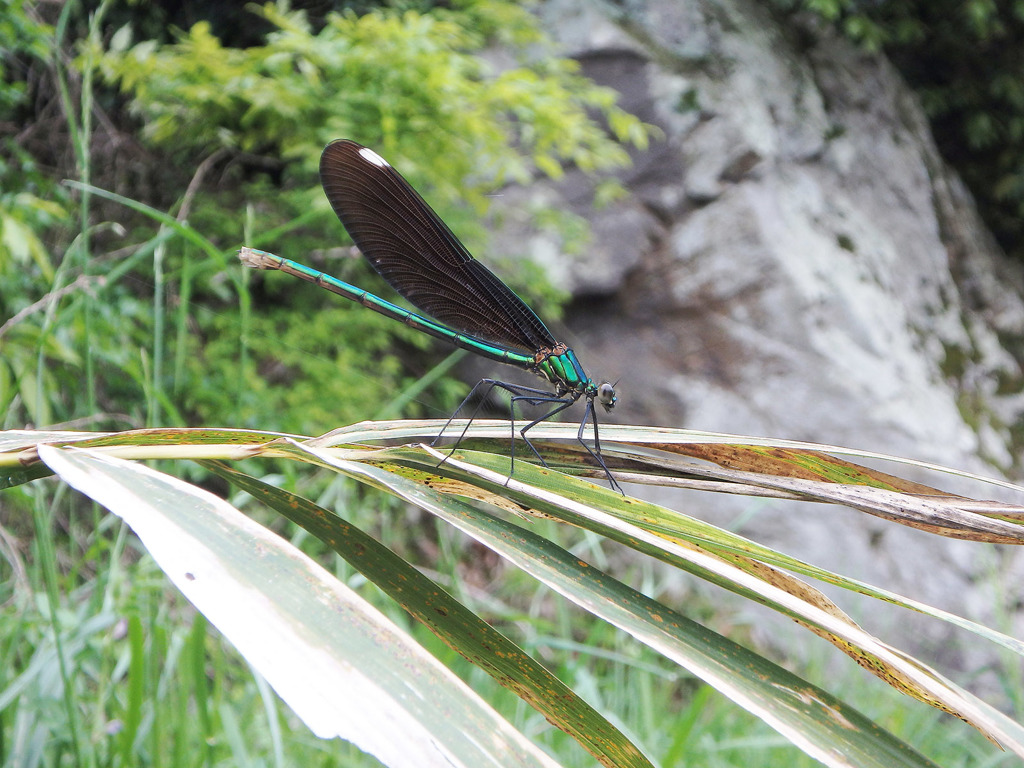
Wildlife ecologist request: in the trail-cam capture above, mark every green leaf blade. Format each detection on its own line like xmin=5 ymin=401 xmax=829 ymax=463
xmin=205 ymin=460 xmax=655 ymax=768
xmin=38 ymin=445 xmax=561 ymax=768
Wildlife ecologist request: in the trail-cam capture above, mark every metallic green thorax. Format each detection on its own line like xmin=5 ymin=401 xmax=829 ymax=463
xmin=531 ymin=343 xmax=596 ymax=399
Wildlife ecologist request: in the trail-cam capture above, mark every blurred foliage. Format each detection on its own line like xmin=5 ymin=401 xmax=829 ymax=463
xmin=1 ymin=0 xmax=651 ymax=435
xmin=0 ymin=0 xmax=65 ymax=288
xmin=773 ymin=0 xmax=1024 ymax=257
xmin=0 ymin=0 xmax=51 ymax=112
xmin=0 ymin=2 xmax=72 ymax=429
xmin=91 ymin=1 xmax=647 ymax=204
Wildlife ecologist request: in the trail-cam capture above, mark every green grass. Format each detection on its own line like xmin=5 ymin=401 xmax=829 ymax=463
xmin=0 ymin=477 xmax=1015 ymax=767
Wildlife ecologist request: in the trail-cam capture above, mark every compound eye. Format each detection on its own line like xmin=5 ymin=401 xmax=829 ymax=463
xmin=598 ymin=382 xmax=617 ymax=410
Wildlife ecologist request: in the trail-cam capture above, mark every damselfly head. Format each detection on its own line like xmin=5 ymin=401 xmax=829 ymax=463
xmin=598 ymin=381 xmax=617 ymax=411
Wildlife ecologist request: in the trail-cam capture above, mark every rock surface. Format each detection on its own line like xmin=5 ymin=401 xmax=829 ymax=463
xmin=491 ymin=0 xmax=1024 ymax=666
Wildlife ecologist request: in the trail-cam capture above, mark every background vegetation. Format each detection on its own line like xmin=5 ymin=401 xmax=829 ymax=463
xmin=773 ymin=0 xmax=1024 ymax=259
xmin=1 ymin=0 xmax=1021 ymax=766
xmin=2 ymin=0 xmax=645 ymax=437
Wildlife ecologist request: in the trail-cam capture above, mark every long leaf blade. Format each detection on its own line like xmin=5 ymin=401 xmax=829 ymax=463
xmin=292 ymin=442 xmax=943 ymax=768
xmin=38 ymin=445 xmax=561 ymax=768
xmin=205 ymin=461 xmax=654 ymax=768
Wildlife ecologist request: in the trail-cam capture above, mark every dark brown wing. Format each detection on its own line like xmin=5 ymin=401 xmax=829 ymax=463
xmin=319 ymin=140 xmax=556 ymax=354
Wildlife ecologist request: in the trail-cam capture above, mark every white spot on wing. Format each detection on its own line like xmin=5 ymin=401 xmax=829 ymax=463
xmin=358 ymin=147 xmax=389 ymax=168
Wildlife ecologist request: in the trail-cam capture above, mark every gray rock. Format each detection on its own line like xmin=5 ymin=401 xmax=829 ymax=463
xmin=488 ymin=0 xmax=1024 ymax=671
